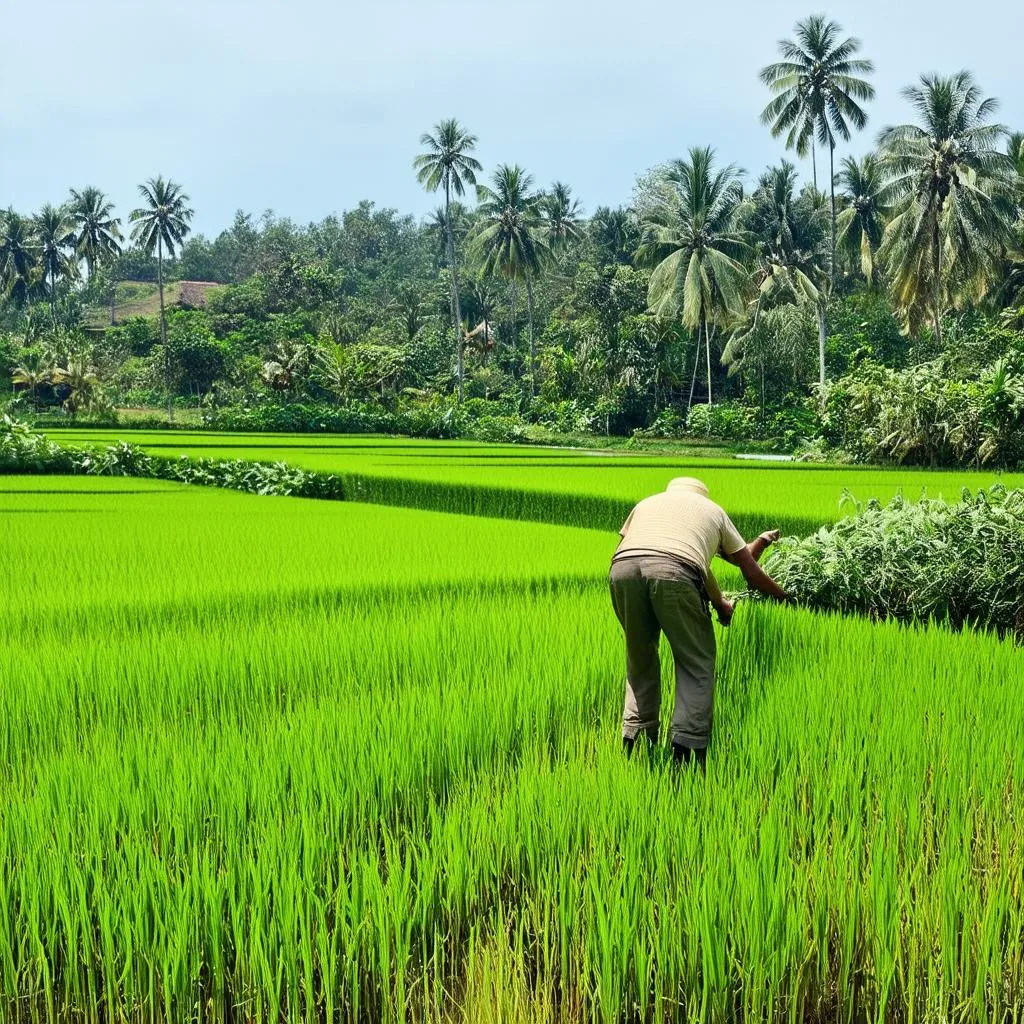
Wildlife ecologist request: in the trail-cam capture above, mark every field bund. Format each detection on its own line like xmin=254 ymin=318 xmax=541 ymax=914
xmin=2 ymin=439 xmax=1023 ymax=1023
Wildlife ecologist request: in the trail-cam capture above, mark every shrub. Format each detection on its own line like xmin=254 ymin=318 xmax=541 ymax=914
xmin=685 ymin=401 xmax=757 ymax=440
xmin=765 ymin=486 xmax=1024 ymax=637
xmin=0 ymin=418 xmax=345 ymax=500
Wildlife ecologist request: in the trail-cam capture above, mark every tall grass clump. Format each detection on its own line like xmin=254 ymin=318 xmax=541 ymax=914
xmin=766 ymin=485 xmax=1024 ymax=636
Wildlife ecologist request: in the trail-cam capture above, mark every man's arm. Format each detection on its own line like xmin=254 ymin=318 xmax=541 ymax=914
xmin=703 ymin=569 xmax=734 ymax=626
xmin=727 ymin=546 xmax=793 ymax=603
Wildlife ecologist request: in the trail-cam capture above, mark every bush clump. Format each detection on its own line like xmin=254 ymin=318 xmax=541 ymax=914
xmin=766 ymin=486 xmax=1024 ymax=637
xmin=1 ymin=417 xmax=344 ymax=500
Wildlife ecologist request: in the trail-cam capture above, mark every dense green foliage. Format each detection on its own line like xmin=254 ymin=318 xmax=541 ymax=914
xmin=766 ymin=486 xmax=1024 ymax=635
xmin=4 ymin=20 xmax=1024 ymax=465
xmin=2 ymin=470 xmax=1023 ymax=1022
xmin=1 ymin=417 xmax=344 ymax=499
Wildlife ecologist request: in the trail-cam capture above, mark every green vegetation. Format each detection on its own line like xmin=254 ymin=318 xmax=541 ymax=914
xmin=41 ymin=426 xmax=1024 ymax=537
xmin=766 ymin=485 xmax=1024 ymax=635
xmin=2 ymin=467 xmax=1023 ymax=1022
xmin=3 ymin=15 xmax=1023 ymax=465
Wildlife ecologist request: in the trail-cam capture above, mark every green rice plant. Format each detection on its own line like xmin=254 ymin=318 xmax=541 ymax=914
xmin=45 ymin=425 xmax=1024 ymax=539
xmin=2 ymin=477 xmax=1023 ymax=1021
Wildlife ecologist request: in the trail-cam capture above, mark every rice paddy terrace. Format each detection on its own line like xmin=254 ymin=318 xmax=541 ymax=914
xmin=3 ymin=435 xmax=1023 ymax=1022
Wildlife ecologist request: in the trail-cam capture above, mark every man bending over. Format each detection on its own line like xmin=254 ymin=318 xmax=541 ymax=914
xmin=610 ymin=477 xmax=792 ymax=766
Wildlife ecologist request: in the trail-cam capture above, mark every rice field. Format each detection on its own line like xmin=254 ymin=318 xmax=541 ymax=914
xmin=3 ymin=451 xmax=1023 ymax=1023
xmin=45 ymin=429 xmax=1024 ymax=537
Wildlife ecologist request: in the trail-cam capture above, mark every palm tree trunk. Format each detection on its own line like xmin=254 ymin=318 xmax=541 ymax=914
xmin=704 ymin=319 xmax=713 ymax=406
xmin=932 ymin=220 xmax=943 ymax=348
xmin=525 ymin=274 xmax=536 ymax=398
xmin=760 ymin=353 xmax=766 ymax=430
xmin=816 ymin=297 xmax=827 ymax=398
xmin=829 ymin=139 xmax=837 ymax=287
xmin=445 ymin=180 xmax=465 ymax=403
xmin=158 ymin=236 xmax=172 ymax=423
xmin=687 ymin=331 xmax=701 ymax=411
xmin=811 ymin=144 xmax=817 ymax=193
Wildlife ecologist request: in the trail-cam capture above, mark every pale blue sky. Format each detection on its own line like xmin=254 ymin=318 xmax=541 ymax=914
xmin=2 ymin=0 xmax=1021 ymax=237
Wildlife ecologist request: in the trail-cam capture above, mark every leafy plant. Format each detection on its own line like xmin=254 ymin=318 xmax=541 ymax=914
xmin=765 ymin=485 xmax=1024 ymax=635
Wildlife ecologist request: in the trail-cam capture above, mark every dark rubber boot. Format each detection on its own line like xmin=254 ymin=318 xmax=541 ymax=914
xmin=623 ymin=736 xmax=636 ymax=758
xmin=672 ymin=743 xmax=707 ymax=769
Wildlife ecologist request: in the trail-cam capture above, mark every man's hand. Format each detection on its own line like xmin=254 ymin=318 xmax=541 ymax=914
xmin=716 ymin=599 xmax=735 ymax=627
xmin=748 ymin=528 xmax=782 ymax=563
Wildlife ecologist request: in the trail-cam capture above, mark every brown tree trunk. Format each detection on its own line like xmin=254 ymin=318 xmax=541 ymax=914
xmin=445 ymin=179 xmax=465 ymax=403
xmin=526 ymin=274 xmax=536 ymax=397
xmin=158 ymin=236 xmax=172 ymax=423
xmin=704 ymin=319 xmax=713 ymax=405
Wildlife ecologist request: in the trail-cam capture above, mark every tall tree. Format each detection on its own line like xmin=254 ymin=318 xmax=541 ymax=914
xmin=728 ymin=163 xmax=826 ymax=390
xmin=542 ymin=182 xmax=584 ymax=251
xmin=635 ymin=147 xmax=748 ymax=405
xmin=759 ymin=15 xmax=875 ymax=290
xmin=413 ymin=119 xmax=482 ymax=402
xmin=0 ymin=209 xmax=39 ymax=307
xmin=835 ymin=154 xmax=889 ymax=286
xmin=68 ymin=186 xmax=122 ymax=278
xmin=878 ymin=72 xmax=1015 ymax=345
xmin=129 ymin=176 xmax=194 ymax=421
xmin=473 ymin=164 xmax=548 ymax=394
xmin=590 ymin=206 xmax=636 ymax=264
xmin=35 ymin=204 xmax=78 ymax=309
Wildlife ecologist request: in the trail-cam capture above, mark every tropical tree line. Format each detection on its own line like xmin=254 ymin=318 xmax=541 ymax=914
xmin=3 ymin=14 xmax=1024 ymax=460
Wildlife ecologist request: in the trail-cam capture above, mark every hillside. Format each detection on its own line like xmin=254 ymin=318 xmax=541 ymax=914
xmin=83 ymin=280 xmax=220 ymax=329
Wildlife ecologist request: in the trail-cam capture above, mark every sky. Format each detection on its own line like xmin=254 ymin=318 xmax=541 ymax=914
xmin=2 ymin=0 xmax=1021 ymax=238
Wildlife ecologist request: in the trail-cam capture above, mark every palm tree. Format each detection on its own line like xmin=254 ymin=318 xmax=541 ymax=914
xmin=635 ymin=147 xmax=748 ymax=405
xmin=759 ymin=15 xmax=875 ymax=285
xmin=542 ymin=182 xmax=584 ymax=250
xmin=473 ymin=164 xmax=549 ymax=394
xmin=877 ymin=72 xmax=1016 ymax=346
xmin=35 ymin=204 xmax=78 ymax=309
xmin=0 ymin=209 xmax=40 ymax=307
xmin=590 ymin=206 xmax=635 ymax=263
xmin=730 ymin=163 xmax=827 ymax=389
xmin=129 ymin=176 xmax=194 ymax=421
xmin=414 ymin=119 xmax=482 ymax=402
xmin=53 ymin=351 xmax=105 ymax=417
xmin=835 ymin=154 xmax=889 ymax=285
xmin=68 ymin=186 xmax=122 ymax=279
xmin=11 ymin=349 xmax=55 ymax=410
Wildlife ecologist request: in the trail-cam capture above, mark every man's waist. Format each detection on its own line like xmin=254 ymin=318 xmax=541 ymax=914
xmin=612 ymin=549 xmax=706 ymax=578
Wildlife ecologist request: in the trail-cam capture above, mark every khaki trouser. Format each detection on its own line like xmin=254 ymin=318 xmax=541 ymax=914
xmin=609 ymin=554 xmax=716 ymax=749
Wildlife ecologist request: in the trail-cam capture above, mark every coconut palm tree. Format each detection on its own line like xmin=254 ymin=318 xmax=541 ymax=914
xmin=729 ymin=163 xmax=827 ymax=388
xmin=542 ymin=182 xmax=584 ymax=251
xmin=68 ymin=186 xmax=122 ymax=279
xmin=877 ymin=72 xmax=1016 ymax=346
xmin=129 ymin=176 xmax=194 ymax=421
xmin=759 ymin=15 xmax=875 ymax=284
xmin=11 ymin=349 xmax=55 ymax=410
xmin=835 ymin=154 xmax=889 ymax=286
xmin=635 ymin=146 xmax=749 ymax=405
xmin=473 ymin=164 xmax=549 ymax=394
xmin=0 ymin=209 xmax=40 ymax=307
xmin=35 ymin=204 xmax=78 ymax=309
xmin=590 ymin=206 xmax=635 ymax=263
xmin=414 ymin=119 xmax=482 ymax=402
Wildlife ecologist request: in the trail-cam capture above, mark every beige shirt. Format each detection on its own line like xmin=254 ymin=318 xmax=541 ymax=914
xmin=614 ymin=488 xmax=746 ymax=577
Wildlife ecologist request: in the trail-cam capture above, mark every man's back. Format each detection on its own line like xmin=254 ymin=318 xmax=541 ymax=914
xmin=615 ymin=486 xmax=744 ymax=576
